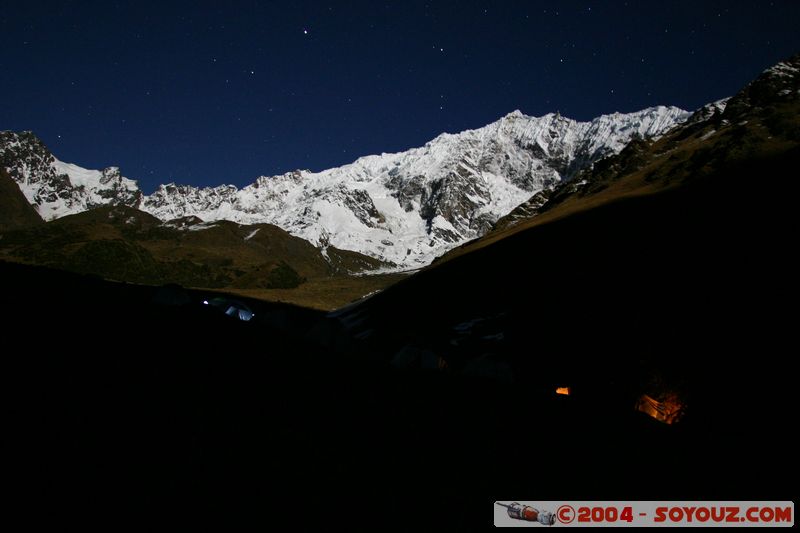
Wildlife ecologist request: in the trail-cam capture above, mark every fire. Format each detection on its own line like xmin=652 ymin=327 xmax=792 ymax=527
xmin=555 ymin=387 xmax=570 ymax=395
xmin=635 ymin=393 xmax=685 ymax=424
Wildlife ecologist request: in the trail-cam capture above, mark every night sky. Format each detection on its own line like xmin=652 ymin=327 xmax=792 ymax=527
xmin=2 ymin=1 xmax=799 ymax=193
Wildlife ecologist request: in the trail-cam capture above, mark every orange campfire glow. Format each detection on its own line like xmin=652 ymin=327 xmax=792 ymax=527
xmin=635 ymin=393 xmax=685 ymax=424
xmin=555 ymin=387 xmax=570 ymax=395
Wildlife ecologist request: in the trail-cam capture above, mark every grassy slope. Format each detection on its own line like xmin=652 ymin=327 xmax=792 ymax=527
xmin=0 ymin=204 xmax=400 ymax=306
xmin=0 ymin=167 xmax=43 ymax=230
xmin=216 ymin=272 xmax=411 ymax=310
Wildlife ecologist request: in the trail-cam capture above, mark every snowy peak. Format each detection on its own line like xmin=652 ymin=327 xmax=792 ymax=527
xmin=763 ymin=58 xmax=800 ymax=80
xmin=0 ymin=131 xmax=141 ymax=220
xmin=723 ymin=53 xmax=800 ymax=120
xmin=685 ymin=98 xmax=730 ymax=126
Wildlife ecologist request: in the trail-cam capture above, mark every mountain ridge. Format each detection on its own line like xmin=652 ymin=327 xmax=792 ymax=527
xmin=1 ymin=105 xmax=689 ymax=267
xmin=427 ymin=53 xmax=800 ymax=268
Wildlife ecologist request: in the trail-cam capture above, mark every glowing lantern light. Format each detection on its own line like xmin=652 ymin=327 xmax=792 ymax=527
xmin=555 ymin=387 xmax=570 ymax=395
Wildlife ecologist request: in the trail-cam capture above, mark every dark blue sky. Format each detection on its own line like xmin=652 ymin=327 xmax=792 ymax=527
xmin=2 ymin=1 xmax=799 ymax=193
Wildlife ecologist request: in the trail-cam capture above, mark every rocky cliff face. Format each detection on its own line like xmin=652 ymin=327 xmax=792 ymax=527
xmin=2 ymin=105 xmax=689 ymax=266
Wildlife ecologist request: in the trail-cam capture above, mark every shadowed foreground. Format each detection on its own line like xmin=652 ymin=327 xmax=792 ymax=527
xmin=6 ymin=161 xmax=795 ymax=526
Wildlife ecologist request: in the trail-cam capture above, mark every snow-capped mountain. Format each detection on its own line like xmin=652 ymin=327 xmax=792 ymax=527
xmin=144 ymin=106 xmax=689 ymax=266
xmin=1 ymin=106 xmax=689 ymax=266
xmin=0 ymin=131 xmax=141 ymax=220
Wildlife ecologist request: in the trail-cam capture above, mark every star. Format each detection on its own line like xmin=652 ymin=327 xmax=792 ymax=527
xmin=303 ymin=28 xmax=308 ymax=35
